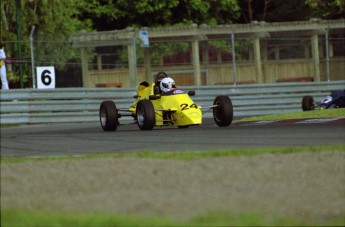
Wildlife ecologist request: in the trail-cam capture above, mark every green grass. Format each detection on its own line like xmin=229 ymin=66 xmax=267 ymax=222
xmin=237 ymin=108 xmax=345 ymax=122
xmin=2 ymin=209 xmax=344 ymax=227
xmin=1 ymin=145 xmax=345 ymax=163
xmin=1 ymin=209 xmax=175 ymax=227
xmin=187 ymin=210 xmax=345 ymax=226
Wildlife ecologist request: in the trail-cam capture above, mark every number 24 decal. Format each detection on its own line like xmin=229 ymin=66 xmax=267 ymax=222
xmin=180 ymin=103 xmax=198 ymax=110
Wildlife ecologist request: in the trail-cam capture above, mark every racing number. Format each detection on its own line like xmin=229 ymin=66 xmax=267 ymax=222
xmin=41 ymin=70 xmax=52 ymax=86
xmin=180 ymin=103 xmax=198 ymax=111
xmin=180 ymin=104 xmax=188 ymax=110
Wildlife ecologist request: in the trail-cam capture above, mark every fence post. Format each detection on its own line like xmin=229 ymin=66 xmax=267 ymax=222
xmin=143 ymin=49 xmax=151 ymax=82
xmin=30 ymin=26 xmax=36 ymax=88
xmin=311 ymin=33 xmax=320 ymax=82
xmin=81 ymin=47 xmax=89 ymax=87
xmin=253 ymin=37 xmax=263 ymax=83
xmin=15 ymin=0 xmax=24 ymax=88
xmin=128 ymin=35 xmax=137 ymax=87
xmin=325 ymin=28 xmax=330 ymax=82
xmin=192 ymin=39 xmax=201 ymax=86
xmin=231 ymin=30 xmax=237 ymax=85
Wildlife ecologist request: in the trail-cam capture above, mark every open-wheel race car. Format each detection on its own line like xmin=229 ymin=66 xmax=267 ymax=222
xmin=302 ymin=90 xmax=345 ymax=111
xmin=99 ymin=72 xmax=233 ymax=131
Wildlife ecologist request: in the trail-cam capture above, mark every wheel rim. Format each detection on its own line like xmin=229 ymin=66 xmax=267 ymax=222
xmin=214 ymin=101 xmax=223 ymax=121
xmin=137 ymin=106 xmax=145 ymax=127
xmin=100 ymin=108 xmax=107 ymax=127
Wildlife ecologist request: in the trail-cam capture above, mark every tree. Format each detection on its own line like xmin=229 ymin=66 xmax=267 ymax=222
xmin=1 ymin=0 xmax=91 ymax=70
xmin=1 ymin=0 xmax=87 ymax=52
xmin=1 ymin=0 xmax=90 ymax=85
xmin=238 ymin=0 xmax=344 ymax=23
xmin=305 ymin=0 xmax=345 ymax=19
xmin=263 ymin=0 xmax=313 ymax=22
xmin=76 ymin=0 xmax=240 ymax=30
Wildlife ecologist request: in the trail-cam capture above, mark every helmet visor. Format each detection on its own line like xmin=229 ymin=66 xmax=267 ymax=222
xmin=162 ymin=82 xmax=175 ymax=89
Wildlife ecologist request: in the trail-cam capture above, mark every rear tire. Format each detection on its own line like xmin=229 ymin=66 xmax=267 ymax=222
xmin=213 ymin=96 xmax=233 ymax=127
xmin=302 ymin=96 xmax=315 ymax=111
xmin=100 ymin=101 xmax=118 ymax=131
xmin=136 ymin=99 xmax=155 ymax=130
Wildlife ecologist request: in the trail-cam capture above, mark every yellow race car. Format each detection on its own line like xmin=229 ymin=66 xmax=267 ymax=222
xmin=99 ymin=72 xmax=233 ymax=131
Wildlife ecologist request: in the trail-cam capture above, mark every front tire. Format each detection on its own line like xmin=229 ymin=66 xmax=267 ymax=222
xmin=136 ymin=99 xmax=155 ymax=130
xmin=100 ymin=101 xmax=118 ymax=131
xmin=302 ymin=96 xmax=315 ymax=111
xmin=213 ymin=96 xmax=233 ymax=127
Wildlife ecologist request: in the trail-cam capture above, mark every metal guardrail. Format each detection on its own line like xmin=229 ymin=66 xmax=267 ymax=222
xmin=1 ymin=81 xmax=344 ymax=125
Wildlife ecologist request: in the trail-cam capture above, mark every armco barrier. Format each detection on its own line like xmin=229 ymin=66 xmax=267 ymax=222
xmin=1 ymin=81 xmax=344 ymax=125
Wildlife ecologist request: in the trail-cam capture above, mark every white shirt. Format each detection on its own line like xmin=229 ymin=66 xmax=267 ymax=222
xmin=0 ymin=48 xmax=6 ymax=59
xmin=0 ymin=48 xmax=6 ymax=67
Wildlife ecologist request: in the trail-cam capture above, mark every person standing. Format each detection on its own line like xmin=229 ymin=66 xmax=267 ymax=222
xmin=0 ymin=42 xmax=9 ymax=90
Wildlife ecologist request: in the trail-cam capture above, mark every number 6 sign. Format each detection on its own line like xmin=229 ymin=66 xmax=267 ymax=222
xmin=36 ymin=66 xmax=55 ymax=89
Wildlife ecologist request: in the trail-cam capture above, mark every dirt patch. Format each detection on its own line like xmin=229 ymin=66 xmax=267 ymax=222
xmin=1 ymin=152 xmax=345 ymax=222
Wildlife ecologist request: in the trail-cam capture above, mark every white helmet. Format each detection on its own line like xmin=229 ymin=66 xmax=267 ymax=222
xmin=160 ymin=77 xmax=176 ymax=93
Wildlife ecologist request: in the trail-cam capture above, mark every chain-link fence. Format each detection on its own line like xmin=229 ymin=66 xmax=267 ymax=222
xmin=3 ymin=29 xmax=344 ymax=89
xmin=33 ymin=33 xmax=83 ymax=88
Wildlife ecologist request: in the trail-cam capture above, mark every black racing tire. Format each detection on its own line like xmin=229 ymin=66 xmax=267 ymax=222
xmin=213 ymin=96 xmax=233 ymax=127
xmin=302 ymin=95 xmax=315 ymax=111
xmin=100 ymin=101 xmax=118 ymax=131
xmin=136 ymin=99 xmax=155 ymax=130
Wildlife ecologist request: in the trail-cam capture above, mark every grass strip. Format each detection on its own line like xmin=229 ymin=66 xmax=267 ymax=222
xmin=1 ymin=209 xmax=176 ymax=227
xmin=237 ymin=108 xmax=345 ymax=122
xmin=187 ymin=210 xmax=345 ymax=226
xmin=2 ymin=209 xmax=344 ymax=227
xmin=2 ymin=145 xmax=344 ymax=163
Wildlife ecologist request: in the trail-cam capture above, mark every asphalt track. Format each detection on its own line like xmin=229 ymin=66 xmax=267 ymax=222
xmin=1 ymin=118 xmax=345 ymax=158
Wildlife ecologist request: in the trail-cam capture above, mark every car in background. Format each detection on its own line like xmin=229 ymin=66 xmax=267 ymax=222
xmin=302 ymin=90 xmax=345 ymax=111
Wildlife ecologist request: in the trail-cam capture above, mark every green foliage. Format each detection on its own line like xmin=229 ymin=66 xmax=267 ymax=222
xmin=1 ymin=0 xmax=90 ymax=54
xmin=239 ymin=0 xmax=343 ymax=23
xmin=1 ymin=0 xmax=241 ymax=77
xmin=76 ymin=0 xmax=239 ymax=30
xmin=1 ymin=0 xmax=91 ymax=79
xmin=305 ymin=0 xmax=345 ymax=19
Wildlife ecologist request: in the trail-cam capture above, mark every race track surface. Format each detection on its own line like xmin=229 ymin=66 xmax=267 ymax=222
xmin=1 ymin=118 xmax=345 ymax=158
